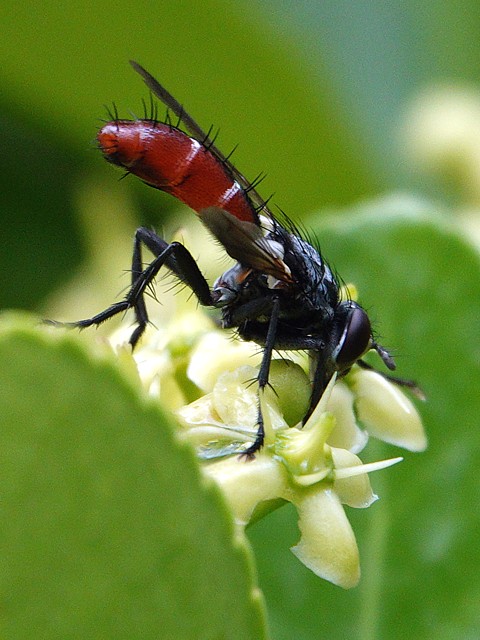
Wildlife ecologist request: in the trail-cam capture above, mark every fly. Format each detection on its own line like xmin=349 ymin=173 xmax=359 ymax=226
xmin=56 ymin=61 xmax=418 ymax=457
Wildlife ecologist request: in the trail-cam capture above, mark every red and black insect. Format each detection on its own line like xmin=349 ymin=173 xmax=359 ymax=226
xmin=60 ymin=61 xmax=410 ymax=456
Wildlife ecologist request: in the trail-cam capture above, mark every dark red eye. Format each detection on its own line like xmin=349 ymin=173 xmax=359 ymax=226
xmin=334 ymin=304 xmax=372 ymax=370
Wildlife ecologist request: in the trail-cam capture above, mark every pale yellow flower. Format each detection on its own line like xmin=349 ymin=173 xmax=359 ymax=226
xmin=107 ymin=279 xmax=426 ymax=589
xmin=177 ymin=368 xmax=406 ymax=589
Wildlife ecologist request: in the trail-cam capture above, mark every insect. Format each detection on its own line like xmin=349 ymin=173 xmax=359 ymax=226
xmin=60 ymin=61 xmax=412 ymax=457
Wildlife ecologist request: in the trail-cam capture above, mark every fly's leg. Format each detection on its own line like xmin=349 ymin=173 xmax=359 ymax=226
xmin=49 ymin=227 xmax=213 ymax=348
xmin=241 ymin=296 xmax=281 ymax=458
xmin=357 ymin=359 xmax=425 ymax=400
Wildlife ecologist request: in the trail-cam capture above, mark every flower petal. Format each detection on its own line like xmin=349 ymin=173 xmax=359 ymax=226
xmin=213 ymin=366 xmax=287 ymax=439
xmin=349 ymin=368 xmax=427 ymax=451
xmin=275 ymin=413 xmax=335 ymax=479
xmin=204 ymin=454 xmax=288 ymax=526
xmin=330 ymin=448 xmax=378 ymax=508
xmin=290 ymin=487 xmax=360 ymax=589
xmin=326 ymin=381 xmax=369 ymax=453
xmin=176 ymin=392 xmax=256 ymax=450
xmin=187 ymin=331 xmax=261 ymax=392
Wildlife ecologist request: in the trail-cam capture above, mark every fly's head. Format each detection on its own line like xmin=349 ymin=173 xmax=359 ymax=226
xmin=331 ymin=300 xmax=396 ymax=375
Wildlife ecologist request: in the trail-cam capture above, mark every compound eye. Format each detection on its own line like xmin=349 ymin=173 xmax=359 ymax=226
xmin=335 ymin=305 xmax=372 ymax=370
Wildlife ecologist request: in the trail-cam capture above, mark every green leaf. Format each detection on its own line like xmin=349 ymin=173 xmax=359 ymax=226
xmin=0 ymin=317 xmax=268 ymax=640
xmin=321 ymin=202 xmax=480 ymax=637
xmin=248 ymin=201 xmax=480 ymax=639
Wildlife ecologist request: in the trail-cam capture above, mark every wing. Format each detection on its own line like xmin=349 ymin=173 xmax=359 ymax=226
xmin=129 ymin=61 xmax=273 ymax=217
xmin=200 ymin=207 xmax=293 ymax=284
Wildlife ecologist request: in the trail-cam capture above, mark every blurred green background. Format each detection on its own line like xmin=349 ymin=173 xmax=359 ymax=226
xmin=2 ymin=2 xmax=480 ymax=639
xmin=3 ymin=0 xmax=478 ymax=309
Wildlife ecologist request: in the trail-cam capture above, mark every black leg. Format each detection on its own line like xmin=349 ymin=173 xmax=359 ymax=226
xmin=128 ymin=228 xmax=163 ymax=344
xmin=243 ymin=296 xmax=281 ymax=458
xmin=303 ymin=350 xmax=331 ymax=424
xmin=53 ymin=227 xmax=213 ymax=348
xmin=357 ymin=359 xmax=425 ymax=400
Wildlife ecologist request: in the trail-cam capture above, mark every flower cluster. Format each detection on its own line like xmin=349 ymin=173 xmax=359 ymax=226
xmin=109 ymin=286 xmax=426 ymax=589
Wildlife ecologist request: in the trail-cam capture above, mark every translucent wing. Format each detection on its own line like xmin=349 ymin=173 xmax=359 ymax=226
xmin=130 ymin=61 xmax=272 ymax=218
xmin=200 ymin=207 xmax=293 ymax=283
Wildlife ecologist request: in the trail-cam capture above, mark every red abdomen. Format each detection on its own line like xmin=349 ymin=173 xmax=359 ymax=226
xmin=97 ymin=120 xmax=257 ymax=224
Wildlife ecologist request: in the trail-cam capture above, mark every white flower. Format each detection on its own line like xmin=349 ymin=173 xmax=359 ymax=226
xmin=176 ymin=363 xmax=412 ymax=589
xmin=107 ymin=288 xmax=426 ymax=589
xmin=46 ymin=205 xmax=426 ymax=588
